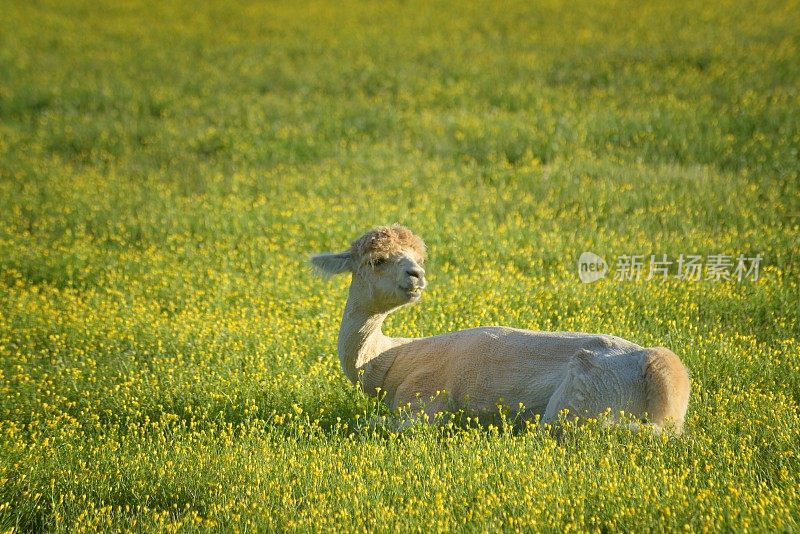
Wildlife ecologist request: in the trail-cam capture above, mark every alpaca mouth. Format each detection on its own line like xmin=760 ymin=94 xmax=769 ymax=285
xmin=401 ymin=285 xmax=425 ymax=298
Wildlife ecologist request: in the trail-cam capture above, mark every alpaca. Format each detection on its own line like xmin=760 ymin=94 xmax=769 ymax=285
xmin=312 ymin=224 xmax=690 ymax=433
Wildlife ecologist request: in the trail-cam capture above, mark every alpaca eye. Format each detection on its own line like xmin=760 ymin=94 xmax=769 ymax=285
xmin=372 ymin=257 xmax=388 ymax=267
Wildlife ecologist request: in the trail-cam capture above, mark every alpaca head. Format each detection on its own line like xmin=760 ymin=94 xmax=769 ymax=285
xmin=312 ymin=224 xmax=427 ymax=312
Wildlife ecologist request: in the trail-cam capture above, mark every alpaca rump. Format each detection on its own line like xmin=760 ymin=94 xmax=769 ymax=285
xmin=313 ymin=225 xmax=691 ymax=433
xmin=541 ymin=347 xmax=690 ymax=433
xmin=643 ymin=347 xmax=691 ymax=432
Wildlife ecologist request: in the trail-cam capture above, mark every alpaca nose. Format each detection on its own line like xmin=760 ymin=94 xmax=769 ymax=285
xmin=407 ymin=267 xmax=425 ymax=282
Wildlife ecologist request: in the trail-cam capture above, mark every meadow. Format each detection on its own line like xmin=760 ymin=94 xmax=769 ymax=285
xmin=1 ymin=0 xmax=799 ymax=531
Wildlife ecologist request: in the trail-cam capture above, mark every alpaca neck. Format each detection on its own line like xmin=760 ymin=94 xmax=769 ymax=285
xmin=337 ymin=286 xmax=392 ymax=384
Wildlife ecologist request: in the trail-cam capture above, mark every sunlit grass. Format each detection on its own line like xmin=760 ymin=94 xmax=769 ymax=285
xmin=1 ymin=0 xmax=798 ymax=531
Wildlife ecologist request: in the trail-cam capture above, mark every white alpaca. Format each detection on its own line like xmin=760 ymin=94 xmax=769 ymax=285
xmin=312 ymin=225 xmax=690 ymax=433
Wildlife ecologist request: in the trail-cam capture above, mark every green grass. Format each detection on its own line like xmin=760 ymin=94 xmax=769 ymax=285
xmin=1 ymin=0 xmax=799 ymax=531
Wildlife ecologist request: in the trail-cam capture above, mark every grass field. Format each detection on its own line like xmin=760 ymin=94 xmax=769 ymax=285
xmin=1 ymin=0 xmax=799 ymax=531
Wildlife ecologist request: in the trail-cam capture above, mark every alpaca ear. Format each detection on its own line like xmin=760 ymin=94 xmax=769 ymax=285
xmin=310 ymin=251 xmax=352 ymax=276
